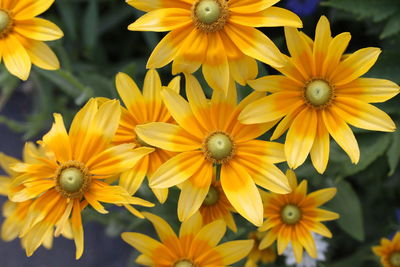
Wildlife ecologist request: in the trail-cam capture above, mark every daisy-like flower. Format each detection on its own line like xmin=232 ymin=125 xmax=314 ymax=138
xmin=0 ymin=0 xmax=63 ymax=80
xmin=8 ymin=98 xmax=154 ymax=259
xmin=283 ymin=233 xmax=329 ymax=267
xmin=121 ymin=212 xmax=254 ymax=266
xmin=127 ymin=0 xmax=302 ymax=93
xmin=239 ymin=16 xmax=399 ymax=174
xmin=198 ymin=169 xmax=237 ymax=232
xmin=113 ymin=69 xmax=180 ymax=203
xmin=136 ymin=74 xmax=291 ymax=226
xmin=258 ymin=169 xmax=339 ymax=263
xmin=0 ymin=146 xmax=73 ymax=251
xmin=245 ymin=231 xmax=277 ymax=267
xmin=373 ymin=232 xmax=400 ymax=267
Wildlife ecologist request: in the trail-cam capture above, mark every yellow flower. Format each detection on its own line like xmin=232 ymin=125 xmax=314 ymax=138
xmin=0 ymin=0 xmax=63 ymax=80
xmin=245 ymin=231 xmax=277 ymax=267
xmin=198 ymin=169 xmax=237 ymax=232
xmin=127 ymin=0 xmax=302 ymax=93
xmin=373 ymin=232 xmax=400 ymax=267
xmin=113 ymin=69 xmax=180 ymax=203
xmin=258 ymin=170 xmax=339 ymax=263
xmin=121 ymin=212 xmax=254 ymax=266
xmin=0 ymin=146 xmax=73 ymax=251
xmin=136 ymin=74 xmax=290 ymax=226
xmin=9 ymin=99 xmax=153 ymax=259
xmin=239 ymin=16 xmax=399 ymax=174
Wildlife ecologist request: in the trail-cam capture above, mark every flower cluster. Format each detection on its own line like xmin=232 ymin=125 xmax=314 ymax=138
xmin=0 ymin=0 xmax=399 ymax=266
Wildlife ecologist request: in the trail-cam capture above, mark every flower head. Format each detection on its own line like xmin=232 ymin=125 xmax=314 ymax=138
xmin=113 ymin=69 xmax=180 ymax=203
xmin=258 ymin=170 xmax=339 ymax=263
xmin=0 ymin=0 xmax=63 ymax=80
xmin=239 ymin=16 xmax=399 ymax=174
xmin=9 ymin=99 xmax=153 ymax=259
xmin=245 ymin=231 xmax=277 ymax=267
xmin=121 ymin=212 xmax=254 ymax=266
xmin=373 ymin=232 xmax=400 ymax=267
xmin=127 ymin=0 xmax=302 ymax=93
xmin=136 ymin=74 xmax=291 ymax=226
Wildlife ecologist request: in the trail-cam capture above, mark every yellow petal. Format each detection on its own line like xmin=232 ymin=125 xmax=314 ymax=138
xmin=177 ymin=162 xmax=212 ymax=221
xmin=285 ymin=108 xmax=317 ymax=169
xmin=225 ymin=24 xmax=286 ymax=68
xmin=115 ymin=72 xmax=146 ymax=118
xmin=270 ymin=104 xmax=304 ymax=140
xmin=306 ymin=188 xmax=337 ymax=207
xmin=71 ymin=200 xmax=84 ymax=259
xmin=229 ymin=0 xmax=280 ymax=13
xmin=313 ymin=16 xmax=332 ymax=76
xmin=335 ymin=78 xmax=400 ymax=103
xmin=330 ymin=47 xmax=381 ymax=86
xmin=42 ymin=113 xmax=71 ymax=163
xmin=13 ymin=0 xmax=55 ymax=20
xmin=215 ymin=240 xmax=254 ymax=265
xmin=333 ymin=97 xmax=396 ymax=132
xmin=119 ymin=157 xmax=149 ymax=195
xmin=229 ymin=56 xmax=258 ymax=86
xmin=310 ymin=113 xmax=330 ymax=174
xmin=15 ymin=18 xmax=63 ymax=41
xmin=258 ymin=230 xmax=277 ymax=249
xmin=321 ymin=32 xmax=351 ymax=77
xmin=221 ymin=163 xmax=263 ymax=226
xmin=296 ymin=224 xmax=317 ymax=258
xmin=248 ymin=75 xmax=301 ymax=93
xmin=121 ymin=232 xmax=164 ymax=255
xmin=195 ymin=219 xmax=226 ymax=247
xmin=128 ymin=8 xmax=191 ymax=32
xmin=230 ymin=7 xmax=302 ymax=28
xmin=0 ymin=152 xmax=20 ymax=177
xmin=179 ymin=211 xmax=202 ymax=237
xmin=2 ymin=34 xmax=31 ymax=80
xmin=322 ymin=108 xmax=360 ymax=164
xmin=142 ymin=212 xmax=178 ymax=242
xmin=286 ymin=169 xmax=298 ymax=190
xmin=150 ymin=151 xmax=205 ymax=188
xmin=236 ymin=140 xmax=286 ymax=164
xmin=126 ymin=0 xmax=191 ymax=12
xmin=136 ymin=122 xmax=201 ymax=152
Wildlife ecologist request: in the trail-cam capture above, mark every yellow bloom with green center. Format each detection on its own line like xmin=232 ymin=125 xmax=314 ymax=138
xmin=239 ymin=16 xmax=399 ymax=174
xmin=127 ymin=0 xmax=302 ymax=93
xmin=0 ymin=0 xmax=64 ymax=80
xmin=121 ymin=212 xmax=254 ymax=266
xmin=258 ymin=170 xmax=339 ymax=263
xmin=113 ymin=69 xmax=181 ymax=203
xmin=135 ymin=74 xmax=291 ymax=227
xmin=373 ymin=232 xmax=400 ymax=267
xmin=8 ymin=99 xmax=154 ymax=259
xmin=0 ymin=145 xmax=73 ymax=251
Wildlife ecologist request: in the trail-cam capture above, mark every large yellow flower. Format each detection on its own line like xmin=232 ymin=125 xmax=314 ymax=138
xmin=8 ymin=98 xmax=153 ymax=259
xmin=113 ymin=69 xmax=180 ymax=203
xmin=121 ymin=212 xmax=254 ymax=266
xmin=239 ymin=16 xmax=399 ymax=174
xmin=373 ymin=232 xmax=400 ymax=267
xmin=0 ymin=0 xmax=63 ymax=80
xmin=127 ymin=0 xmax=302 ymax=93
xmin=136 ymin=74 xmax=290 ymax=226
xmin=258 ymin=170 xmax=339 ymax=263
xmin=198 ymin=170 xmax=237 ymax=232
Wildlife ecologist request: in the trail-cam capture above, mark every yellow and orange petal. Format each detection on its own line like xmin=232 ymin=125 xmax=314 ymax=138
xmin=113 ymin=70 xmax=180 ymax=203
xmin=245 ymin=231 xmax=277 ymax=267
xmin=127 ymin=0 xmax=302 ymax=93
xmin=121 ymin=212 xmax=254 ymax=266
xmin=9 ymin=98 xmax=154 ymax=259
xmin=136 ymin=73 xmax=290 ymax=227
xmin=0 ymin=0 xmax=63 ymax=80
xmin=239 ymin=15 xmax=399 ymax=174
xmin=258 ymin=170 xmax=339 ymax=263
xmin=373 ymin=232 xmax=400 ymax=267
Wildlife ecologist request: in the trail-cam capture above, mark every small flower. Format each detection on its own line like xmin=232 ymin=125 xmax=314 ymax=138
xmin=258 ymin=170 xmax=339 ymax=263
xmin=239 ymin=16 xmax=399 ymax=174
xmin=113 ymin=69 xmax=180 ymax=203
xmin=127 ymin=0 xmax=302 ymax=93
xmin=8 ymin=99 xmax=154 ymax=259
xmin=0 ymin=0 xmax=64 ymax=80
xmin=245 ymin=231 xmax=277 ymax=267
xmin=136 ymin=74 xmax=290 ymax=226
xmin=121 ymin=212 xmax=254 ymax=266
xmin=283 ymin=233 xmax=329 ymax=267
xmin=373 ymin=232 xmax=400 ymax=267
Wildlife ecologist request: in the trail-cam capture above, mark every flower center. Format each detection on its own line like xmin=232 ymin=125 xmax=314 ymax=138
xmin=304 ymin=79 xmax=333 ymax=107
xmin=192 ymin=0 xmax=229 ymax=33
xmin=390 ymin=252 xmax=400 ymax=267
xmin=281 ymin=204 xmax=302 ymax=225
xmin=174 ymin=260 xmax=195 ymax=267
xmin=203 ymin=186 xmax=219 ymax=206
xmin=0 ymin=10 xmax=12 ymax=38
xmin=203 ymin=132 xmax=235 ymax=164
xmin=55 ymin=161 xmax=91 ymax=199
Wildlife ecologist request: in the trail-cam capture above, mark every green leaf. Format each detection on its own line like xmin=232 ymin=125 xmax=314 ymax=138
xmin=55 ymin=1 xmax=77 ymax=41
xmin=327 ymin=179 xmax=365 ymax=241
xmin=82 ymin=0 xmax=99 ymax=56
xmin=387 ymin=131 xmax=400 ymax=176
xmin=381 ymin=15 xmax=400 ymax=38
